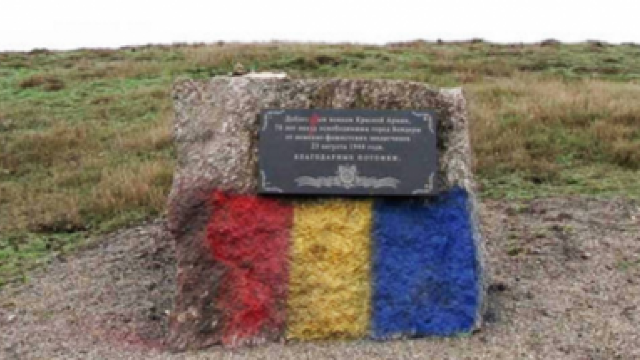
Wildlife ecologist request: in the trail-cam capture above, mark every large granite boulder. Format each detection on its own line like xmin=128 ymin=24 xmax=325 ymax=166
xmin=167 ymin=76 xmax=486 ymax=350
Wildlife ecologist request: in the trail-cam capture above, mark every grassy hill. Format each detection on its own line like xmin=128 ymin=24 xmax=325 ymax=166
xmin=1 ymin=41 xmax=640 ymax=285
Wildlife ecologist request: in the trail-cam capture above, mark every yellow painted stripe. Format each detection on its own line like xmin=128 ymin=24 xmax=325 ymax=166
xmin=287 ymin=199 xmax=372 ymax=340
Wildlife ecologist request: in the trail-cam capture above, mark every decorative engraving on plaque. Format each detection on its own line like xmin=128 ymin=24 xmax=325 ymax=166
xmin=262 ymin=110 xmax=285 ymax=131
xmin=412 ymin=112 xmax=435 ymax=134
xmin=411 ymin=173 xmax=436 ymax=195
xmin=295 ymin=164 xmax=400 ymax=189
xmin=260 ymin=170 xmax=283 ymax=193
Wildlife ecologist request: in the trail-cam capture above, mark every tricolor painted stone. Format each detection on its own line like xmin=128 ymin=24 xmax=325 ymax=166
xmin=167 ymin=76 xmax=487 ymax=350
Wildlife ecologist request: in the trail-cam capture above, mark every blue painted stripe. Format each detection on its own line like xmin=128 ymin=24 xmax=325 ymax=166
xmin=371 ymin=187 xmax=479 ymax=339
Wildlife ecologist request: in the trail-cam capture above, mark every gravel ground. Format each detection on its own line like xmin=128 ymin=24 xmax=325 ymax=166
xmin=1 ymin=197 xmax=639 ymax=359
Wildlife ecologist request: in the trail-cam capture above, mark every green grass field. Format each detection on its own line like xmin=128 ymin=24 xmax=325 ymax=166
xmin=1 ymin=41 xmax=639 ymax=286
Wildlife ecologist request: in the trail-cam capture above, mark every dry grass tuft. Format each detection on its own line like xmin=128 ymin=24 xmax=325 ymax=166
xmin=18 ymin=74 xmax=65 ymax=91
xmin=469 ymin=75 xmax=640 ymax=179
xmin=25 ymin=194 xmax=84 ymax=233
xmin=90 ymin=161 xmax=173 ymax=217
xmin=609 ymin=141 xmax=640 ymax=169
xmin=2 ymin=124 xmax=91 ymax=170
xmin=0 ymin=189 xmax=83 ymax=233
xmin=118 ymin=120 xmax=172 ymax=152
xmin=182 ymin=44 xmax=273 ymax=68
xmin=103 ymin=61 xmax=167 ymax=79
xmin=89 ymin=95 xmax=116 ymax=105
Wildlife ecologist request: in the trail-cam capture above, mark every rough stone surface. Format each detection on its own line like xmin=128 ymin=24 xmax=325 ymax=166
xmin=167 ymin=77 xmax=486 ymax=350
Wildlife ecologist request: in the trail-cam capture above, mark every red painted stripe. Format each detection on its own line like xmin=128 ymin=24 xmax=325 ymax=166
xmin=206 ymin=191 xmax=292 ymax=346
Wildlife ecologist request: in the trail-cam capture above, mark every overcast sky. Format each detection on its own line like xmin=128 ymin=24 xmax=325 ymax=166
xmin=2 ymin=0 xmax=639 ymax=51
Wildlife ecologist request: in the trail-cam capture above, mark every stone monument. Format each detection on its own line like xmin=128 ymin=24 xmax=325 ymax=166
xmin=167 ymin=76 xmax=486 ymax=350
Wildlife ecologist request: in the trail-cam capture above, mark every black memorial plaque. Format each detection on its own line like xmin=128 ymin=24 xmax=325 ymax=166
xmin=258 ymin=109 xmax=438 ymax=196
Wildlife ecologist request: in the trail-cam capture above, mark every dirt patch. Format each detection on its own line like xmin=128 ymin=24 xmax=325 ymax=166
xmin=1 ymin=197 xmax=639 ymax=359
